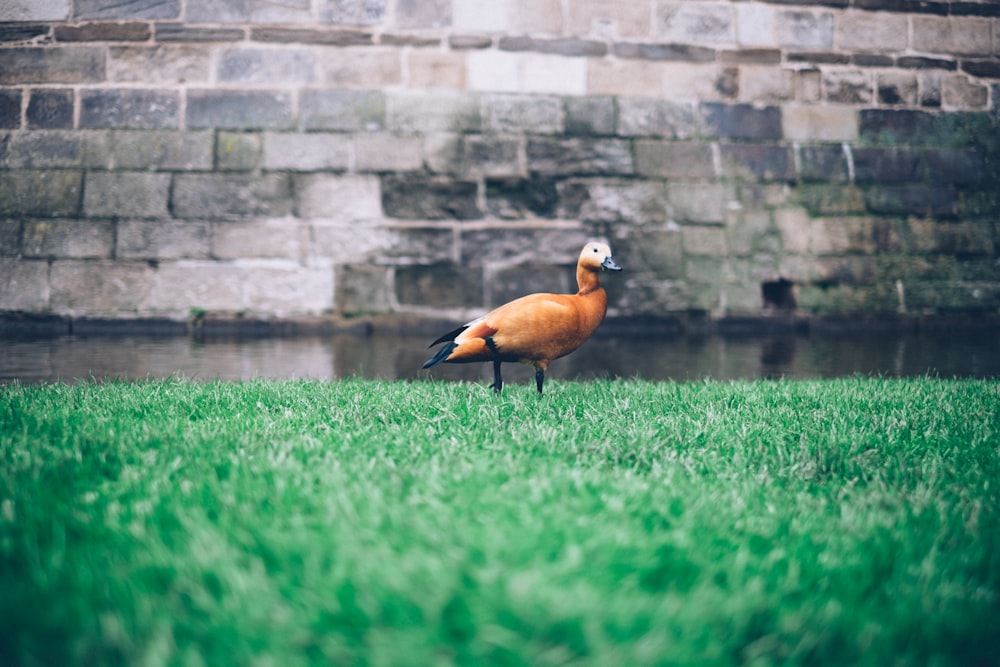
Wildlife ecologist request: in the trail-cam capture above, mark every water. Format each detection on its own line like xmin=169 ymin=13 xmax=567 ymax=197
xmin=2 ymin=329 xmax=998 ymax=385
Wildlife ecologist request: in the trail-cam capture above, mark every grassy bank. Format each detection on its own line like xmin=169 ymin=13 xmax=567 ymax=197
xmin=1 ymin=378 xmax=998 ymax=666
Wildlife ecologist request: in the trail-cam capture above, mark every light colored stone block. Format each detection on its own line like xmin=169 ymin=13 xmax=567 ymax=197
xmin=682 ymin=226 xmax=728 ymax=256
xmin=570 ymin=0 xmax=651 ymax=38
xmin=146 ymin=260 xmax=245 ymax=313
xmin=656 ymin=2 xmax=736 ymax=47
xmin=387 ymin=91 xmax=482 ymax=132
xmin=739 ymin=66 xmax=794 ymax=103
xmin=736 ymin=3 xmax=775 ymax=47
xmin=453 ymin=0 xmax=511 ymax=32
xmin=50 ymin=260 xmax=154 ymax=313
xmin=83 ymin=172 xmax=171 ymax=219
xmin=212 ymin=218 xmax=307 ymax=259
xmin=521 ymin=54 xmax=587 ymax=96
xmin=117 ymin=221 xmax=211 ymax=259
xmin=354 ymin=132 xmax=423 ymax=172
xmin=776 ymin=9 xmax=834 ymax=50
xmin=588 ymin=59 xmax=665 ymax=97
xmin=912 ymin=16 xmax=993 ymax=56
xmin=407 ymin=51 xmax=466 ymax=89
xmin=261 ymin=132 xmax=351 ymax=170
xmin=295 ymin=174 xmax=382 ymax=220
xmin=774 ymin=207 xmax=811 ymax=254
xmin=782 ymin=105 xmax=857 ymax=142
xmin=466 ymin=50 xmax=522 ymax=93
xmin=667 ymin=182 xmax=736 ymax=224
xmin=660 ymin=63 xmax=726 ymax=102
xmin=0 ymin=259 xmax=49 ymax=310
xmin=836 ymin=10 xmax=908 ymax=52
xmin=108 ymin=46 xmax=211 ymax=84
xmin=240 ymin=259 xmax=334 ymax=316
xmin=22 ymin=219 xmax=113 ymax=259
xmin=319 ymin=47 xmax=401 ymax=87
xmin=0 ymin=0 xmax=68 ymax=21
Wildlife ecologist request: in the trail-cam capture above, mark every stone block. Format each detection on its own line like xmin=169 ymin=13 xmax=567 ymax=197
xmin=0 ymin=90 xmax=21 ymax=129
xmin=216 ymin=132 xmax=261 ymax=170
xmin=395 ymin=263 xmax=483 ymax=308
xmin=774 ymin=207 xmax=811 ymax=254
xmin=300 ymin=89 xmax=384 ymax=131
xmin=154 ymin=25 xmax=245 ymax=42
xmin=21 ymin=219 xmax=113 ymax=258
xmin=738 ymin=66 xmax=795 ymax=102
xmin=0 ymin=1 xmax=68 ymax=21
xmin=117 ymin=220 xmax=211 ymax=259
xmin=488 ymin=263 xmax=573 ymax=307
xmin=452 ymin=0 xmax=510 ymax=31
xmin=26 ymin=89 xmax=73 ymax=129
xmin=80 ymin=89 xmax=180 ymax=130
xmin=395 ymin=0 xmax=449 ymax=28
xmin=321 ymin=47 xmax=401 ymax=87
xmin=912 ymin=16 xmax=993 ymax=56
xmin=319 ymin=0 xmax=388 ymax=25
xmin=354 ymin=133 xmax=423 ymax=172
xmin=919 ymin=71 xmax=942 ymax=107
xmin=172 ymin=173 xmax=293 ymax=219
xmin=50 ymin=260 xmax=155 ymax=313
xmin=0 ymin=24 xmax=50 ymax=41
xmin=459 ymin=228 xmax=590 ymax=266
xmin=111 ymin=131 xmax=214 ymax=170
xmin=701 ymin=102 xmax=781 ymax=140
xmin=924 ymin=147 xmax=984 ymax=186
xmin=146 ymin=260 xmax=243 ymax=313
xmin=634 ymin=141 xmax=716 ymax=179
xmin=859 ymin=109 xmax=991 ymax=147
xmin=185 ymin=0 xmax=248 ymax=22
xmin=387 ymin=92 xmax=482 ymax=133
xmin=613 ymin=41 xmax=717 ymax=63
xmin=83 ymin=172 xmax=171 ymax=219
xmin=1 ymin=131 xmax=112 ymax=169
xmin=809 ymin=217 xmax=901 ymax=256
xmin=564 ymin=97 xmax=615 ymax=136
xmin=877 ymin=72 xmax=918 ymax=106
xmin=655 ymin=2 xmax=735 ymax=46
xmin=484 ymin=94 xmax=564 ymax=134
xmin=617 ymin=227 xmax=684 ymax=278
xmin=558 ymin=178 xmax=667 ymax=225
xmin=499 ymin=36 xmax=606 ymax=57
xmin=836 ymin=10 xmax=907 ymax=51
xmin=526 ymin=138 xmax=633 ymax=176
xmin=0 ymin=170 xmax=82 ymax=217
xmin=485 ymin=178 xmax=559 ymax=219
xmin=794 ymin=184 xmax=867 ymax=216
xmin=457 ymin=135 xmax=523 ymax=177
xmin=942 ymin=74 xmax=988 ymax=108
xmin=53 ymin=21 xmax=150 ymax=41
xmin=107 ymin=45 xmax=212 ymax=84
xmin=667 ymin=182 xmax=735 ymax=224
xmin=212 ymin=218 xmax=307 ymax=259
xmin=407 ymin=51 xmax=466 ymax=89
xmin=795 ymin=68 xmax=822 ymax=103
xmin=187 ymin=90 xmax=293 ymax=130
xmin=617 ymin=98 xmax=699 ymax=139
xmin=311 ymin=225 xmax=453 ymax=264
xmin=725 ymin=209 xmax=776 ymax=257
xmin=261 ymin=132 xmax=351 ymax=171
xmin=736 ymin=3 xmax=775 ymax=47
xmin=449 ymin=35 xmax=492 ymax=50
xmin=852 ymin=147 xmax=924 ymax=184
xmin=335 ymin=263 xmax=392 ymax=314
xmin=720 ymin=144 xmax=793 ymax=182
xmin=776 ymin=9 xmax=834 ymax=49
xmin=823 ymin=70 xmax=872 ymax=104
xmin=864 ymin=184 xmax=957 ymax=218
xmin=0 ymin=47 xmax=105 ymax=84
xmin=295 ymin=173 xmax=382 ymax=220
xmin=798 ymin=144 xmax=850 ymax=183
xmin=0 ymin=259 xmax=49 ymax=310
xmin=681 ymin=225 xmax=728 ymax=256
xmin=569 ymin=0 xmax=651 ymax=37
xmin=781 ymin=105 xmax=858 ymax=141
xmin=73 ymin=0 xmax=180 ymax=20
xmin=0 ymin=220 xmax=19 ymax=256
xmin=381 ymin=175 xmax=480 ymax=220
xmin=588 ymin=59 xmax=665 ymax=97
xmin=521 ymin=54 xmax=588 ymax=96
xmin=241 ymin=260 xmax=334 ymax=317
xmin=217 ymin=47 xmax=316 ymax=84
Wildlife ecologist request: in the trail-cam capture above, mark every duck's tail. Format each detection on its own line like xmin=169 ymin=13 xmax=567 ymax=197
xmin=422 ymin=341 xmax=458 ymax=369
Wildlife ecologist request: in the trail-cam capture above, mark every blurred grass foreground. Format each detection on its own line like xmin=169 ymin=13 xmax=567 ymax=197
xmin=1 ymin=377 xmax=998 ymax=666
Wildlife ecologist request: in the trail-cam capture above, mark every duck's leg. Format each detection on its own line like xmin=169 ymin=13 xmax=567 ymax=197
xmin=491 ymin=359 xmax=503 ymax=394
xmin=535 ymin=368 xmax=545 ymax=395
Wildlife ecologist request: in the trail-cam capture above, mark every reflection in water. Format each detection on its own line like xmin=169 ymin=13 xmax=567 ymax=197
xmin=2 ymin=330 xmax=998 ymax=384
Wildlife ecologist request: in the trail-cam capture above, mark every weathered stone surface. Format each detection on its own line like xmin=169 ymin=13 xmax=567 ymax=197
xmin=0 ymin=47 xmax=105 ymax=84
xmin=215 ymin=132 xmax=261 ymax=170
xmin=0 ymin=90 xmax=21 ymax=129
xmin=432 ymin=135 xmax=522 ymax=177
xmin=53 ymin=21 xmax=150 ymax=41
xmin=321 ymin=47 xmax=401 ymax=87
xmin=111 ymin=131 xmax=214 ymax=170
xmin=634 ymin=141 xmax=716 ymax=179
xmin=682 ymin=225 xmax=728 ymax=257
xmin=172 ymin=173 xmax=292 ymax=219
xmin=80 ymin=89 xmax=180 ymax=129
xmin=187 ymin=90 xmax=293 ymax=129
xmin=394 ymin=0 xmax=449 ymax=28
xmin=877 ymin=72 xmax=918 ymax=106
xmin=212 ymin=218 xmax=307 ymax=259
xmin=721 ymin=144 xmax=794 ymax=182
xmin=823 ymin=70 xmax=873 ymax=104
xmin=667 ymin=182 xmax=736 ymax=224
xmin=395 ymin=264 xmax=482 ymax=308
xmin=459 ymin=228 xmax=590 ymax=266
xmin=865 ymin=184 xmax=957 ymax=218
xmin=0 ymin=259 xmax=50 ymax=310
xmin=83 ymin=172 xmax=171 ymax=219
xmin=526 ymin=138 xmax=633 ymax=175
xmin=407 ymin=51 xmax=465 ymax=89
xmin=449 ymin=34 xmax=492 ymax=49
xmin=117 ymin=220 xmax=211 ymax=259
xmin=942 ymin=74 xmax=988 ymax=108
xmin=558 ymin=178 xmax=667 ymax=225
xmin=858 ymin=109 xmax=989 ymax=146
xmin=618 ymin=98 xmax=699 ymax=138
xmin=776 ymin=9 xmax=834 ymax=49
xmin=799 ymin=144 xmax=850 ymax=183
xmin=912 ymin=16 xmax=993 ymax=56
xmin=656 ymin=2 xmax=735 ymax=46
xmin=0 ymin=131 xmax=111 ymax=169
xmin=108 ymin=45 xmax=212 ymax=84
xmin=774 ymin=207 xmax=811 ymax=254
xmin=701 ymin=102 xmax=781 ymax=139
xmin=154 ymin=24 xmax=245 ymax=42
xmin=738 ymin=65 xmax=794 ymax=102
xmin=564 ymin=97 xmax=615 ymax=136
xmin=612 ymin=41 xmax=716 ymax=63
xmin=261 ymin=132 xmax=351 ymax=170
xmin=21 ymin=219 xmax=113 ymax=258
xmin=295 ymin=173 xmax=381 ymax=220
xmin=782 ymin=105 xmax=857 ymax=141
xmin=0 ymin=220 xmax=20 ymax=256
xmin=354 ymin=132 xmax=423 ymax=172
xmin=836 ymin=10 xmax=907 ymax=51
xmin=810 ymin=217 xmax=902 ymax=256
xmin=26 ymin=89 xmax=73 ymax=129
xmin=794 ymin=184 xmax=867 ymax=216
xmin=485 ymin=178 xmax=559 ymax=219
xmin=484 ymin=95 xmax=564 ymax=134
xmin=318 ymin=0 xmax=387 ymax=25
xmin=217 ymin=47 xmax=316 ymax=84
xmin=1 ymin=1 xmax=68 ymax=21
xmin=50 ymin=260 xmax=155 ymax=312
xmin=387 ymin=92 xmax=481 ymax=133
xmin=0 ymin=170 xmax=82 ymax=217
xmin=924 ymin=147 xmax=984 ymax=186
xmin=74 ymin=0 xmax=179 ymax=19
xmin=336 ymin=263 xmax=391 ymax=314
xmin=300 ymin=89 xmax=384 ymax=131
xmin=381 ymin=175 xmax=480 ymax=220
xmin=852 ymin=147 xmax=924 ymax=183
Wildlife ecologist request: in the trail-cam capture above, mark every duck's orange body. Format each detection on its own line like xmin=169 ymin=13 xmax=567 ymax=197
xmin=423 ymin=242 xmax=622 ymax=394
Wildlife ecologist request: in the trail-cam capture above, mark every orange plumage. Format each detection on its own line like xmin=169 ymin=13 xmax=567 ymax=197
xmin=423 ymin=241 xmax=622 ymax=394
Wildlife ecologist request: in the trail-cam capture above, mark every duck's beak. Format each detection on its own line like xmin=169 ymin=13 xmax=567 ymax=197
xmin=602 ymin=256 xmax=622 ymax=271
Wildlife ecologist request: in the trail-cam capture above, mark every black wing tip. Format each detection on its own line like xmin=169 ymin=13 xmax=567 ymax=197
xmin=428 ymin=324 xmax=469 ymax=349
xmin=422 ymin=341 xmax=457 ymax=369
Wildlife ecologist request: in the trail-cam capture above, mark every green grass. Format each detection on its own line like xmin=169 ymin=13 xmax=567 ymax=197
xmin=1 ymin=377 xmax=998 ymax=666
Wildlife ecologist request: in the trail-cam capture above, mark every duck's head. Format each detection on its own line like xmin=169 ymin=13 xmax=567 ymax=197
xmin=580 ymin=241 xmax=622 ymax=272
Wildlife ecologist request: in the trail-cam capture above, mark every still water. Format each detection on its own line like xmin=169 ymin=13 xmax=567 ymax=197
xmin=2 ymin=329 xmax=998 ymax=385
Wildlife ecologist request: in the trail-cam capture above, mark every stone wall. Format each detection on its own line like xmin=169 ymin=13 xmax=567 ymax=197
xmin=1 ymin=0 xmax=998 ymax=325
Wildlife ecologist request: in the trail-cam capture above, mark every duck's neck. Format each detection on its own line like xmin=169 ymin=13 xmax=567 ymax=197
xmin=576 ymin=266 xmax=602 ymax=296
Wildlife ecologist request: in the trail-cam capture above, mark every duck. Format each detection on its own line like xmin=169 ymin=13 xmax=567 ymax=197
xmin=423 ymin=241 xmax=622 ymax=394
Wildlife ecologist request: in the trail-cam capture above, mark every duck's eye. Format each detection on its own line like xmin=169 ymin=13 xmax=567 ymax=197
xmin=592 ymin=248 xmax=598 ymax=252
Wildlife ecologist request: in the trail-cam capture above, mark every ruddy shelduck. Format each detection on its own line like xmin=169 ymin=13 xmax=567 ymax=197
xmin=423 ymin=241 xmax=622 ymax=394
